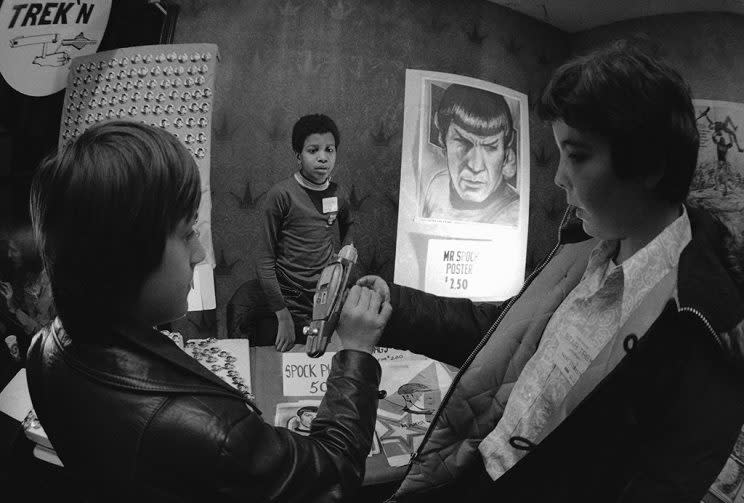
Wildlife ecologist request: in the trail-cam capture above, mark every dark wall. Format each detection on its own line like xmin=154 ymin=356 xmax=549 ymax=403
xmin=8 ymin=3 xmax=741 ymax=342
xmin=170 ymin=0 xmax=570 ymax=337
xmin=571 ymin=12 xmax=744 ymax=104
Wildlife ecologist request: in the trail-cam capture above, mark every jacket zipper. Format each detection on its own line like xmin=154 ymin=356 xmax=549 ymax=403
xmin=678 ymin=306 xmax=723 ymax=348
xmin=408 ymin=207 xmax=571 ymax=465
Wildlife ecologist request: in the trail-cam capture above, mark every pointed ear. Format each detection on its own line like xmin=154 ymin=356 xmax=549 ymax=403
xmin=434 ymin=112 xmax=445 ymax=150
xmin=502 ymin=149 xmax=517 ymax=179
xmin=507 ymin=128 xmax=516 ymax=150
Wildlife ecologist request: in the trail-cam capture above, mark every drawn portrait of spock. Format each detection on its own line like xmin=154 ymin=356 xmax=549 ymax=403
xmin=421 ymin=83 xmax=519 ymax=226
xmin=286 ymin=405 xmax=319 ymax=435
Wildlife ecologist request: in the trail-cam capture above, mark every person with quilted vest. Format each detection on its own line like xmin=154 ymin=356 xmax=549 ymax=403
xmin=359 ymin=41 xmax=744 ymax=502
xmin=25 ymin=121 xmax=391 ymax=502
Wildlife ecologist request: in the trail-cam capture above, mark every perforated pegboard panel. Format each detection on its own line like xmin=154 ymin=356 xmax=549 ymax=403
xmin=58 ymin=43 xmax=219 ymax=309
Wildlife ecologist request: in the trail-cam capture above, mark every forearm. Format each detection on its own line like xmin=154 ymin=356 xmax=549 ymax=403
xmin=379 ymin=284 xmax=504 ymax=367
xmin=309 ymin=350 xmax=382 ymax=490
xmin=255 ymin=256 xmax=287 ymax=312
xmin=258 ymin=191 xmax=289 ymax=312
xmin=340 ymin=216 xmax=355 ymax=247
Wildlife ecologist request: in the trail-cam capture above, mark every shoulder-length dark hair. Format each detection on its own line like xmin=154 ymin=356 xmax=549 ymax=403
xmin=30 ymin=121 xmax=201 ymax=339
xmin=291 ymin=114 xmax=340 ymax=153
xmin=538 ymin=41 xmax=699 ymax=204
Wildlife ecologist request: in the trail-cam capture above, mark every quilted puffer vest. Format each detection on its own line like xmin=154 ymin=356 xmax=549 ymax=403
xmin=394 ymin=238 xmax=598 ymax=498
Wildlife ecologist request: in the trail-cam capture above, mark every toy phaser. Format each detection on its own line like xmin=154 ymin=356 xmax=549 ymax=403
xmin=304 ymin=244 xmax=357 ymax=358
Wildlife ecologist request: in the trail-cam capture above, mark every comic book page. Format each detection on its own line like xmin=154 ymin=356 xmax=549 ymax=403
xmin=690 ymin=100 xmax=744 ymax=245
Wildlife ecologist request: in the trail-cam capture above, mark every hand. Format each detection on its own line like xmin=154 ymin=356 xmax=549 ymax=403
xmin=337 ymin=285 xmax=392 ymax=354
xmin=275 ymin=314 xmax=296 ymax=352
xmin=355 ymin=275 xmax=390 ymax=304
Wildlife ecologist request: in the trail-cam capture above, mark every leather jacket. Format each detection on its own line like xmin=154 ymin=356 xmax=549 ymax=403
xmin=26 ymin=320 xmax=381 ymax=502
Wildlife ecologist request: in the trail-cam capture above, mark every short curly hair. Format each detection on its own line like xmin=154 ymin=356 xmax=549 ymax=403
xmin=291 ymin=114 xmax=340 ymax=153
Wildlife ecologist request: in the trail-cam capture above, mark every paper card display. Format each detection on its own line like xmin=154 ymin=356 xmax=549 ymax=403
xmin=282 ymin=352 xmax=335 ymax=396
xmin=424 ymin=238 xmax=521 ymax=299
xmin=375 ymin=359 xmax=455 ymax=466
xmin=275 ymin=399 xmax=380 ymax=456
xmin=280 ymin=348 xmax=456 ymax=467
xmin=281 ymin=347 xmax=430 ymax=397
xmin=275 ymin=400 xmax=322 ymax=435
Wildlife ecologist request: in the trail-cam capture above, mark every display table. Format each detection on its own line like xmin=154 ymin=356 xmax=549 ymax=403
xmin=4 ymin=334 xmax=455 ymax=488
xmin=249 ymin=340 xmax=456 ymax=486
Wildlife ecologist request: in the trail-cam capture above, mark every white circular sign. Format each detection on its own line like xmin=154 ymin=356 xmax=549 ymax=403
xmin=0 ymin=0 xmax=111 ymax=97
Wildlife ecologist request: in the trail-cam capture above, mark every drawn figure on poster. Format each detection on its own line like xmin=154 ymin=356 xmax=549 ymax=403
xmin=714 ymin=131 xmax=736 ymax=195
xmin=689 ymin=100 xmax=744 ymax=253
xmin=421 ymin=84 xmax=519 ymax=225
xmin=287 ymin=405 xmax=318 ymax=434
xmin=397 ymin=382 xmax=435 ymax=418
xmin=373 ymin=360 xmax=453 ymax=467
xmin=710 ymin=457 xmax=744 ymax=502
xmin=697 ymin=106 xmax=744 ymax=153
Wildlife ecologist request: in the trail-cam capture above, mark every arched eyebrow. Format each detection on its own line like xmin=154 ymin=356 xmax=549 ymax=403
xmin=451 ymin=125 xmax=503 ymax=147
xmin=481 ymin=137 xmax=502 ymax=148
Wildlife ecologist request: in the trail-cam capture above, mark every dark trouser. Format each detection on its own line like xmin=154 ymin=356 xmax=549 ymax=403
xmin=226 ymin=279 xmax=310 ymax=346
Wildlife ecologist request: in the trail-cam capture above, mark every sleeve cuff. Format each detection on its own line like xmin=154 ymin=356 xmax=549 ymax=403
xmin=332 ymin=350 xmax=382 ymax=387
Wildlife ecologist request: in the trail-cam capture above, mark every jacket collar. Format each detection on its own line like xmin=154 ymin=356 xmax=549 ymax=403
xmin=558 ymin=204 xmax=744 ymax=336
xmin=50 ymin=319 xmax=257 ymax=410
xmin=676 ymin=205 xmax=744 ymax=333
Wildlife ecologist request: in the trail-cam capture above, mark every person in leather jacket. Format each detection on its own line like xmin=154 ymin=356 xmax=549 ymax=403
xmin=25 ymin=121 xmax=392 ymax=502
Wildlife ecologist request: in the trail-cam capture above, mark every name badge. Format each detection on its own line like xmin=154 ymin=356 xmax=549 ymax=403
xmin=322 ymin=197 xmax=338 ymax=214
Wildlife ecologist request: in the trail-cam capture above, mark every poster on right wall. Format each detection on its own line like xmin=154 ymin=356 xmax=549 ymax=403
xmin=690 ymin=100 xmax=744 ymax=246
xmin=694 ymin=99 xmax=744 ymax=503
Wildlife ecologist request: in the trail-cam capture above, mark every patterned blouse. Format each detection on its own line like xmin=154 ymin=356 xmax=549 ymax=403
xmin=479 ymin=206 xmax=692 ymax=480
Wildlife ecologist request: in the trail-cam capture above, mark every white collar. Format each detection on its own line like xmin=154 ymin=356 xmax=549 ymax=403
xmin=294 ymin=172 xmax=330 ymax=191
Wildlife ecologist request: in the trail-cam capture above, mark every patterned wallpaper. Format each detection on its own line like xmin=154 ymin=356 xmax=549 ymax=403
xmin=572 ymin=12 xmax=744 ymax=105
xmin=168 ymin=4 xmax=744 ymax=349
xmin=168 ymin=0 xmax=569 ymax=339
